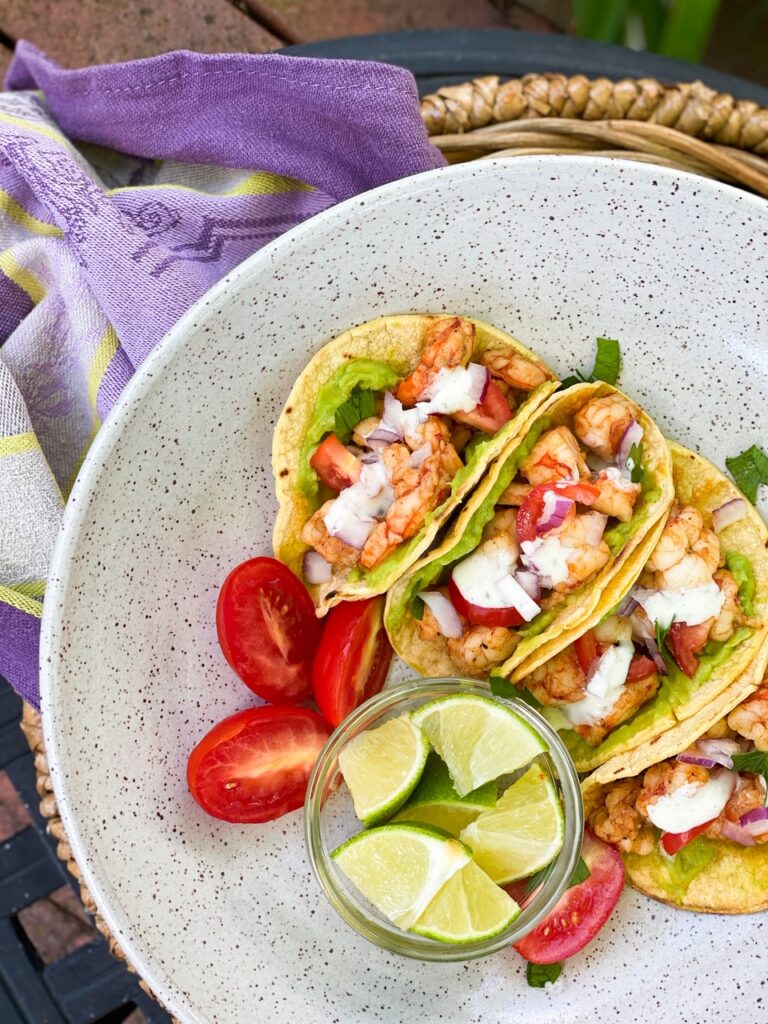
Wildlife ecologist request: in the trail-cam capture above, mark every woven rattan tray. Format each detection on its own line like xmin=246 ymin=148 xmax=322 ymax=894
xmin=23 ymin=70 xmax=768 ymax=1021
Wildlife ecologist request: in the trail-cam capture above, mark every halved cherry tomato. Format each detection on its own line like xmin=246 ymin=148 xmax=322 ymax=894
xmin=660 ymin=819 xmax=715 ymax=856
xmin=667 ymin=620 xmax=711 ymax=678
xmin=627 ymin=653 xmax=658 ymax=681
xmin=454 ymin=381 xmax=513 ymax=434
xmin=513 ymin=829 xmax=625 ymax=964
xmin=310 ymin=434 xmax=361 ymax=492
xmin=448 ymin=575 xmax=525 ymax=628
xmin=516 ymin=482 xmax=601 ymax=544
xmin=216 ymin=557 xmax=322 ymax=704
xmin=312 ymin=597 xmax=393 ymax=727
xmin=187 ymin=705 xmax=331 ymax=823
xmin=574 ymin=630 xmax=599 ymax=674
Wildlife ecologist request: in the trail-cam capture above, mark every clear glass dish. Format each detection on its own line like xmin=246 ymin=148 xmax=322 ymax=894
xmin=304 ymin=678 xmax=584 ymax=962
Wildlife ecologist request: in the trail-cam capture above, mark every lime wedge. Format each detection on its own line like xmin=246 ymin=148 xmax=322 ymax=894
xmin=410 ymin=693 xmax=546 ymax=797
xmin=392 ymin=752 xmax=497 ymax=836
xmin=332 ymin=823 xmax=471 ymax=929
xmin=460 ymin=764 xmax=565 ymax=884
xmin=413 ymin=860 xmax=521 ymax=943
xmin=338 ymin=715 xmax=429 ymax=827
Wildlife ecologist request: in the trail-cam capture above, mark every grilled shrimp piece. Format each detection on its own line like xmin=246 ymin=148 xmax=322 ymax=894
xmin=706 ymin=774 xmax=768 ymax=843
xmin=645 ymin=505 xmax=722 ymax=590
xmin=728 ymin=687 xmax=768 ymax=751
xmin=524 ymin=647 xmax=587 ymax=706
xmin=573 ymin=672 xmax=660 ymax=747
xmin=591 ymin=469 xmax=641 ymax=523
xmin=395 ymin=317 xmax=475 ymax=404
xmin=352 ymin=416 xmax=381 ymax=446
xmin=302 ymin=502 xmax=360 ymax=567
xmin=573 ymin=394 xmax=641 ymax=460
xmin=417 ymin=587 xmax=463 ymax=641
xmin=403 ymin=415 xmax=463 ymax=475
xmin=636 ymin=761 xmax=709 ymax=819
xmin=497 ymin=481 xmax=531 ymax=506
xmin=482 ymin=507 xmax=518 ymax=544
xmin=710 ymin=568 xmax=757 ymax=642
xmin=521 ymin=426 xmax=589 ymax=486
xmin=553 ymin=512 xmax=611 ymax=591
xmin=446 ymin=624 xmax=519 ymax=676
xmin=480 ymin=348 xmax=550 ymax=391
xmin=594 ymin=614 xmax=633 ymax=645
xmin=589 ymin=778 xmax=656 ymax=855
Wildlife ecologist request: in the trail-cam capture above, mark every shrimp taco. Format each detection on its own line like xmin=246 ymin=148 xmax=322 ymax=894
xmin=273 ymin=314 xmax=557 ymax=613
xmin=583 ymin=668 xmax=768 ymax=913
xmin=385 ymin=380 xmax=674 ymax=688
xmin=513 ymin=443 xmax=768 ymax=772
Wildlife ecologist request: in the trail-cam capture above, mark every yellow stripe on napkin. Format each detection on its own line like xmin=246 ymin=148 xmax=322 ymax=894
xmin=0 ymin=431 xmax=38 ymax=458
xmin=0 ymin=583 xmax=43 ymax=618
xmin=0 ymin=190 xmax=62 ymax=238
xmin=64 ymin=326 xmax=120 ymax=496
xmin=0 ymin=250 xmax=46 ymax=304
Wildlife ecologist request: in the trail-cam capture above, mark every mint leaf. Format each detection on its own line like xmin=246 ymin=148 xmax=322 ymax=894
xmin=568 ymin=856 xmax=590 ymax=888
xmin=334 ymin=389 xmax=377 ymax=442
xmin=591 ymin=337 xmax=621 ymax=385
xmin=732 ymin=750 xmax=768 ymax=793
xmin=725 ymin=445 xmax=768 ymax=505
xmin=627 ymin=441 xmax=644 ymax=484
xmin=526 ymin=961 xmax=563 ymax=987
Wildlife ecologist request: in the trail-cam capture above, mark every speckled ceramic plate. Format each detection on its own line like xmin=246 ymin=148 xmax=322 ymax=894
xmin=41 ymin=157 xmax=768 ymax=1024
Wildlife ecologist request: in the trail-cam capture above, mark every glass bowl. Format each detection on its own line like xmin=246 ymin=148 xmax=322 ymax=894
xmin=304 ymin=678 xmax=583 ymax=961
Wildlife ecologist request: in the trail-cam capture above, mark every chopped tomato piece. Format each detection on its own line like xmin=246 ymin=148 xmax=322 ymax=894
xmin=453 ymin=380 xmax=513 ymax=434
xmin=448 ymin=575 xmax=524 ymax=628
xmin=667 ymin=620 xmax=711 ymax=678
xmin=626 ymin=654 xmax=658 ymax=681
xmin=516 ymin=481 xmax=601 ymax=543
xmin=310 ymin=434 xmax=361 ymax=492
xmin=660 ymin=819 xmax=715 ymax=856
xmin=573 ymin=630 xmax=598 ymax=674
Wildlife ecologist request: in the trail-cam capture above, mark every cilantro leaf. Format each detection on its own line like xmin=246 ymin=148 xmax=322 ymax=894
xmin=526 ymin=961 xmax=563 ymax=988
xmin=732 ymin=750 xmax=768 ymax=793
xmin=334 ymin=389 xmax=377 ymax=442
xmin=489 ymin=675 xmax=518 ymax=701
xmin=591 ymin=337 xmax=621 ymax=385
xmin=655 ymin=618 xmax=674 ymax=668
xmin=627 ymin=441 xmax=644 ymax=484
xmin=560 ymin=371 xmax=588 ymax=390
xmin=411 ymin=594 xmax=425 ymax=621
xmin=568 ymin=856 xmax=590 ymax=888
xmin=725 ymin=445 xmax=768 ymax=505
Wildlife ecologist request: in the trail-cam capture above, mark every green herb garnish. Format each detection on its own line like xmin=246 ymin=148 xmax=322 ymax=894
xmin=627 ymin=441 xmax=644 ymax=484
xmin=411 ymin=594 xmax=425 ymax=621
xmin=526 ymin=961 xmax=563 ymax=988
xmin=334 ymin=388 xmax=378 ymax=442
xmin=561 ymin=336 xmax=621 ymax=390
xmin=732 ymin=750 xmax=768 ymax=793
xmin=725 ymin=445 xmax=768 ymax=504
xmin=655 ymin=617 xmax=674 ymax=665
xmin=568 ymin=856 xmax=590 ymax=888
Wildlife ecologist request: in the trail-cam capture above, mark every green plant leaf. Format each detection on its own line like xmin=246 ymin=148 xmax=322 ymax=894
xmin=725 ymin=445 xmax=768 ymax=505
xmin=658 ymin=0 xmax=721 ymax=61
xmin=334 ymin=388 xmax=378 ymax=442
xmin=573 ymin=0 xmax=631 ymax=41
xmin=526 ymin=961 xmax=563 ymax=987
xmin=591 ymin=337 xmax=621 ymax=385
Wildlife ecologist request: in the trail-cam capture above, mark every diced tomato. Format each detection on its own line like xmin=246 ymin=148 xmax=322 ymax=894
xmin=216 ymin=557 xmax=322 ymax=704
xmin=513 ymin=830 xmax=625 ymax=964
xmin=660 ymin=819 xmax=715 ymax=856
xmin=187 ymin=705 xmax=331 ymax=823
xmin=573 ymin=630 xmax=599 ymax=674
xmin=312 ymin=597 xmax=393 ymax=727
xmin=626 ymin=654 xmax=658 ymax=681
xmin=667 ymin=620 xmax=711 ymax=678
xmin=310 ymin=434 xmax=361 ymax=492
xmin=516 ymin=481 xmax=601 ymax=543
xmin=453 ymin=380 xmax=514 ymax=434
xmin=448 ymin=575 xmax=525 ymax=628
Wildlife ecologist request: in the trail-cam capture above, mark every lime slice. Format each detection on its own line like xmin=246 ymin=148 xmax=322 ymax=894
xmin=413 ymin=860 xmax=521 ymax=943
xmin=332 ymin=823 xmax=471 ymax=929
xmin=392 ymin=752 xmax=497 ymax=836
xmin=338 ymin=715 xmax=429 ymax=826
xmin=460 ymin=764 xmax=565 ymax=884
xmin=410 ymin=693 xmax=546 ymax=797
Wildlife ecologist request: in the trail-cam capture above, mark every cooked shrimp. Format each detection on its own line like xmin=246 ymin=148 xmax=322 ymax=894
xmin=417 ymin=587 xmax=461 ymax=642
xmin=554 ymin=512 xmax=611 ymax=591
xmin=589 ymin=778 xmax=656 ymax=855
xmin=482 ymin=507 xmax=518 ymax=545
xmin=707 ymin=774 xmax=768 ymax=843
xmin=302 ymin=502 xmax=360 ymax=567
xmin=381 ymin=442 xmax=413 ymax=483
xmin=524 ymin=647 xmax=587 ymax=706
xmin=573 ymin=394 xmax=641 ymax=460
xmin=591 ymin=469 xmax=641 ymax=523
xmin=636 ymin=761 xmax=709 ymax=818
xmin=451 ymin=422 xmax=473 ymax=454
xmin=645 ymin=505 xmax=722 ymax=590
xmin=497 ymin=481 xmax=531 ymax=506
xmin=446 ymin=624 xmax=519 ymax=676
xmin=480 ymin=348 xmax=551 ymax=392
xmin=574 ymin=672 xmax=660 ymax=746
xmin=710 ymin=568 xmax=755 ymax=642
xmin=728 ymin=687 xmax=768 ymax=751
xmin=594 ymin=614 xmax=633 ymax=646
xmin=702 ymin=717 xmax=737 ymax=741
xmin=352 ymin=416 xmax=381 ymax=446
xmin=395 ymin=317 xmax=474 ymax=404
xmin=521 ymin=426 xmax=589 ymax=486
xmin=403 ymin=415 xmax=463 ymax=476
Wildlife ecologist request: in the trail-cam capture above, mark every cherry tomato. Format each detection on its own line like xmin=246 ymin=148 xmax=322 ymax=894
xmin=667 ymin=620 xmax=711 ymax=677
xmin=310 ymin=434 xmax=361 ymax=492
xmin=454 ymin=381 xmax=513 ymax=434
xmin=516 ymin=482 xmax=601 ymax=543
xmin=660 ymin=819 xmax=715 ymax=856
xmin=448 ymin=575 xmax=525 ymax=628
xmin=216 ymin=557 xmax=322 ymax=704
xmin=187 ymin=705 xmax=331 ymax=823
xmin=574 ymin=630 xmax=599 ymax=674
xmin=627 ymin=654 xmax=658 ymax=681
xmin=513 ymin=830 xmax=625 ymax=964
xmin=312 ymin=597 xmax=393 ymax=727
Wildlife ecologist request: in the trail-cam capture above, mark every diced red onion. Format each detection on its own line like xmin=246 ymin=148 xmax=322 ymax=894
xmin=333 ymin=516 xmax=375 ymax=549
xmin=739 ymin=806 xmax=768 ymax=828
xmin=616 ymin=420 xmax=643 ymax=474
xmin=381 ymin=391 xmax=406 ymax=439
xmin=411 ymin=443 xmax=432 ymax=468
xmin=536 ymin=494 xmax=574 ymax=536
xmin=677 ymin=754 xmax=717 ymax=769
xmin=712 ymin=497 xmax=747 ymax=534
xmin=346 ymin=444 xmax=365 ymax=458
xmin=364 ymin=426 xmax=401 ymax=449
xmin=418 ymin=591 xmax=463 ymax=638
xmin=721 ymin=820 xmax=756 ymax=846
xmin=698 ymin=738 xmax=741 ymax=768
xmin=582 ymin=512 xmax=608 ymax=547
xmin=618 ymin=593 xmax=638 ymax=617
xmin=303 ymin=550 xmax=333 ymax=584
xmin=514 ymin=570 xmax=541 ymax=601
xmin=467 ymin=362 xmax=490 ymax=404
xmin=644 ymin=635 xmax=669 ymax=676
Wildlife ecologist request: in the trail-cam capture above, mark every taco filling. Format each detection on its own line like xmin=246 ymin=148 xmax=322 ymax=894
xmin=413 ymin=392 xmax=649 ymax=677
